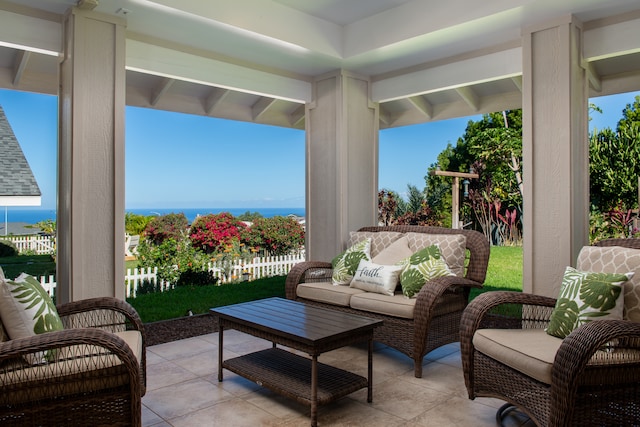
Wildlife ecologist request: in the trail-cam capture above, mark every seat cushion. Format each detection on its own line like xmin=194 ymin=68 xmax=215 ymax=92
xmin=405 ymin=232 xmax=466 ymax=277
xmin=297 ymin=281 xmax=365 ymax=306
xmin=473 ymin=328 xmax=562 ymax=384
xmin=577 ymin=245 xmax=640 ymax=322
xmin=349 ymin=292 xmax=416 ymax=319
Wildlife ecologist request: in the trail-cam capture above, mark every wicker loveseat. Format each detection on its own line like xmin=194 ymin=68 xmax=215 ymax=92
xmin=460 ymin=238 xmax=640 ymax=426
xmin=286 ymin=225 xmax=490 ymax=377
xmin=0 ymin=296 xmax=146 ymax=426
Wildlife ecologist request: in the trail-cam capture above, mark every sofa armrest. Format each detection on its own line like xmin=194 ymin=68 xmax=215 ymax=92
xmin=285 ymin=261 xmax=333 ymax=299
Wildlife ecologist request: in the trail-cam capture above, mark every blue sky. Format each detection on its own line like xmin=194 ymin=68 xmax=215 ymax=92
xmin=1 ymin=88 xmax=639 ymax=210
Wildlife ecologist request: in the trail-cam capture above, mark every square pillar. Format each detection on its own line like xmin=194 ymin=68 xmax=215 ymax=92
xmin=522 ymin=17 xmax=589 ymax=297
xmin=306 ymin=70 xmax=379 ymax=260
xmin=57 ymin=8 xmax=126 ymax=302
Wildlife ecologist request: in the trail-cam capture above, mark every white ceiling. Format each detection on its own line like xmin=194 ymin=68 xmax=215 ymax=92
xmin=1 ymin=0 xmax=640 ymax=129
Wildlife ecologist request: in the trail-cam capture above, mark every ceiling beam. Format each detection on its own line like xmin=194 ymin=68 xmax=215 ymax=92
xmin=407 ymin=95 xmax=433 ymax=118
xmin=289 ymin=104 xmax=305 ymax=127
xmin=455 ymin=86 xmax=480 ymax=111
xmin=150 ymin=77 xmax=174 ymax=106
xmin=252 ymin=97 xmax=278 ymax=121
xmin=511 ymin=76 xmax=522 ymax=92
xmin=378 ymin=105 xmax=391 ymax=126
xmin=204 ymin=87 xmax=230 ymax=115
xmin=583 ymin=61 xmax=602 ymax=92
xmin=12 ymin=50 xmax=30 ymax=86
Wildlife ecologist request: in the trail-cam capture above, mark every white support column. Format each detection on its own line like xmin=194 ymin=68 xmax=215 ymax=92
xmin=306 ymin=70 xmax=379 ymax=261
xmin=57 ymin=8 xmax=126 ymax=302
xmin=522 ymin=17 xmax=589 ymax=297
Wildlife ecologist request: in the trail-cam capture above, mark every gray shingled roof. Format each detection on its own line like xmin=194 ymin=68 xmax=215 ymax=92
xmin=0 ymin=104 xmax=41 ymax=199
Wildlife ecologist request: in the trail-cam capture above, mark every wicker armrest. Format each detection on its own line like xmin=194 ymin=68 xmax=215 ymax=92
xmin=285 ymin=261 xmax=333 ymax=299
xmin=461 ymin=291 xmax=556 ymax=336
xmin=552 ymin=319 xmax=640 ymax=389
xmin=57 ymin=296 xmax=144 ymax=334
xmin=0 ymin=328 xmax=142 ymax=405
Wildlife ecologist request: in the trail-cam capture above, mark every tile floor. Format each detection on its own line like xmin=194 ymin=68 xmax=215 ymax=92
xmin=143 ymin=331 xmax=534 ymax=426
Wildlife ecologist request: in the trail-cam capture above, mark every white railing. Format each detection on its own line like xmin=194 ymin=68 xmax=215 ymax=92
xmin=3 ymin=235 xmax=54 ymax=255
xmin=36 ymin=251 xmax=306 ymax=298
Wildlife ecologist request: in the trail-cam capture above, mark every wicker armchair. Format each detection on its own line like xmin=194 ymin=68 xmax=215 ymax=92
xmin=460 ymin=238 xmax=640 ymax=427
xmin=286 ymin=225 xmax=490 ymax=378
xmin=0 ymin=297 xmax=146 ymax=426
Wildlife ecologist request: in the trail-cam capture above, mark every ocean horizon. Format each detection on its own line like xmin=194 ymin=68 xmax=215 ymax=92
xmin=2 ymin=207 xmax=305 ymax=225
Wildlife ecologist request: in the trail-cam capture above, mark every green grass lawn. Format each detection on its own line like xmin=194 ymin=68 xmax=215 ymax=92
xmin=472 ymin=245 xmax=523 ymax=298
xmin=127 ymin=276 xmax=286 ymax=323
xmin=0 ymin=254 xmax=57 ymax=279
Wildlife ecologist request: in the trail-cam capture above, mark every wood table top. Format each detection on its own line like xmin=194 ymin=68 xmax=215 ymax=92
xmin=210 ymin=297 xmax=382 ymax=347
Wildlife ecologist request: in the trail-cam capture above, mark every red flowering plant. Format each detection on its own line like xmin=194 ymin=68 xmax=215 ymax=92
xmin=189 ymin=212 xmax=249 ymax=254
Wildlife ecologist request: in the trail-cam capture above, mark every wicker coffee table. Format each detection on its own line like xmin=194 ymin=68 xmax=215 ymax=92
xmin=210 ymin=297 xmax=383 ymax=427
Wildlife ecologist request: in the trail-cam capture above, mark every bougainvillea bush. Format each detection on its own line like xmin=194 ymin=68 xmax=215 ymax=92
xmin=189 ymin=212 xmax=249 ymax=254
xmin=143 ymin=213 xmax=189 ymax=245
xmin=243 ymin=216 xmax=305 ymax=256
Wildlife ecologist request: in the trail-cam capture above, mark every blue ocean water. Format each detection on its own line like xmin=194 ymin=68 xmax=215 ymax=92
xmin=3 ymin=207 xmax=305 ymax=225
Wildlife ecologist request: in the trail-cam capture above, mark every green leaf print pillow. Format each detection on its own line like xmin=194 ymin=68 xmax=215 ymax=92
xmin=0 ymin=273 xmax=64 ymax=362
xmin=546 ymin=266 xmax=632 ymax=339
xmin=397 ymin=245 xmax=455 ymax=298
xmin=332 ymin=238 xmax=372 ymax=285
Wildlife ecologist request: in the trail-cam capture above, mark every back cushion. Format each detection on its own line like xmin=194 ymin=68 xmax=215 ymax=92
xmin=349 ymin=231 xmax=403 ymax=258
xmin=405 ymin=232 xmax=466 ymax=277
xmin=577 ymin=245 xmax=640 ymax=322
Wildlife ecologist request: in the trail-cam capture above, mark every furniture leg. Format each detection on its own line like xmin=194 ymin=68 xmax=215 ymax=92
xmin=367 ymin=337 xmax=373 ymax=403
xmin=311 ymin=354 xmax=318 ymax=427
xmin=218 ymin=321 xmax=224 ymax=382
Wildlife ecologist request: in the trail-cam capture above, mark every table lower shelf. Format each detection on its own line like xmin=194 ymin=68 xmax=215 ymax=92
xmin=222 ymin=347 xmax=368 ymax=406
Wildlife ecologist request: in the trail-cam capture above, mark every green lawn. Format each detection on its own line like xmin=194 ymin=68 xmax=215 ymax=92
xmin=473 ymin=245 xmax=523 ymax=297
xmin=127 ymin=276 xmax=286 ymax=323
xmin=0 ymin=254 xmax=56 ymax=279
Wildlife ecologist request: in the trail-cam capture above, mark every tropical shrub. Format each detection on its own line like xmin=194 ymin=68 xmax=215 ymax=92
xmin=0 ymin=240 xmax=18 ymax=257
xmin=242 ymin=216 xmax=304 ymax=256
xmin=136 ymin=234 xmax=211 ymax=285
xmin=189 ymin=212 xmax=248 ymax=254
xmin=125 ymin=212 xmax=153 ymax=236
xmin=143 ymin=213 xmax=189 ymax=245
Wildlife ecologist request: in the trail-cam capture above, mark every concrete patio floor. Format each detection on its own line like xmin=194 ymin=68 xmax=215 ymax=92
xmin=143 ymin=330 xmax=534 ymax=426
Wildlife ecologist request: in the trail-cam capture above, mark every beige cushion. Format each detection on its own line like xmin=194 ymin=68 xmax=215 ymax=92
xmin=349 ymin=231 xmax=404 ymax=258
xmin=350 ymin=292 xmax=416 ymax=319
xmin=297 ymin=281 xmax=365 ymax=306
xmin=405 ymin=232 xmax=466 ymax=277
xmin=473 ymin=328 xmax=562 ymax=384
xmin=372 ymin=236 xmax=413 ymax=265
xmin=577 ymin=245 xmax=640 ymax=322
xmin=350 ymin=260 xmax=403 ymax=296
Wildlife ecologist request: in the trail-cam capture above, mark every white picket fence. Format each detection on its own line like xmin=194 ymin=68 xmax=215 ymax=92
xmin=36 ymin=252 xmax=305 ymax=298
xmin=3 ymin=235 xmax=54 ymax=255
